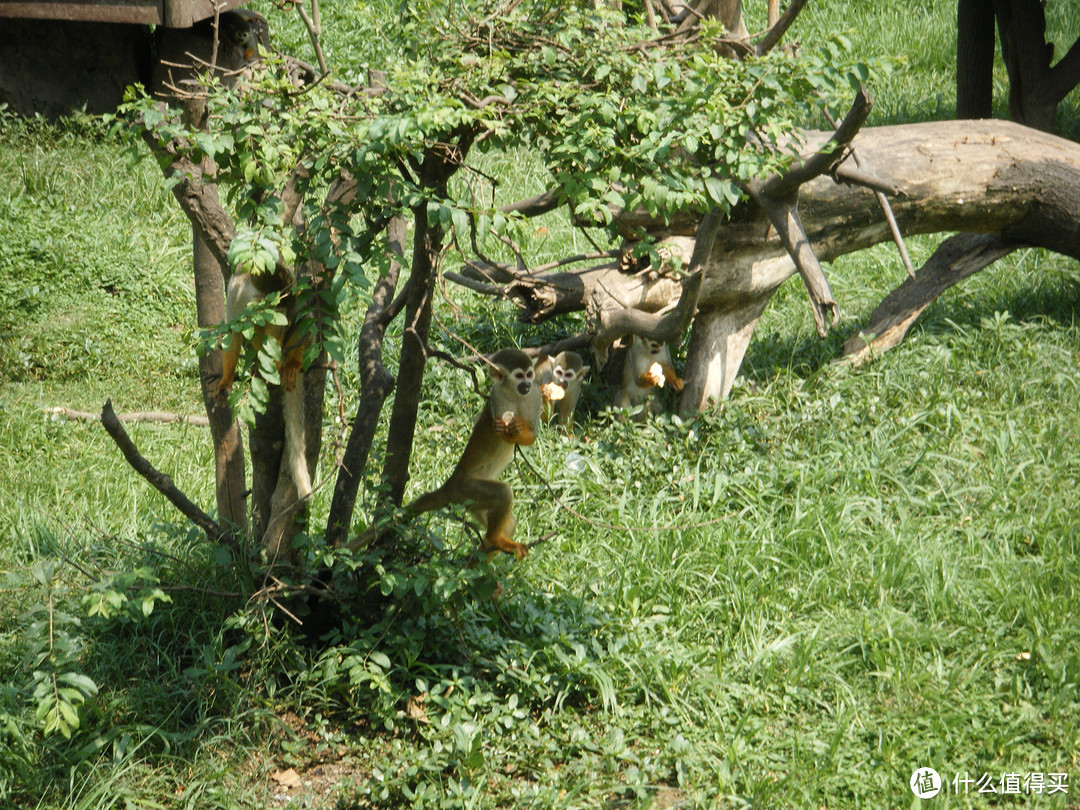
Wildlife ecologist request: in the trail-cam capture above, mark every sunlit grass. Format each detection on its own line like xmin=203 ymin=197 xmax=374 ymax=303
xmin=2 ymin=1 xmax=1080 ymax=807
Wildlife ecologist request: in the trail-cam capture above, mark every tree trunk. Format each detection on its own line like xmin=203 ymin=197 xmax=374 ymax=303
xmin=994 ymin=0 xmax=1057 ymax=131
xmin=192 ymin=230 xmax=248 ymax=536
xmin=325 ymin=217 xmax=406 ymax=547
xmin=956 ymin=0 xmax=996 ymax=119
xmin=382 ymin=208 xmax=442 ymax=506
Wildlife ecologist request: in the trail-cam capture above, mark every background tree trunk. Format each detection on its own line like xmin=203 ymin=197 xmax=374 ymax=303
xmin=994 ymin=0 xmax=1058 ymax=131
xmin=956 ymin=0 xmax=1080 ymax=132
xmin=956 ymin=0 xmax=995 ymax=119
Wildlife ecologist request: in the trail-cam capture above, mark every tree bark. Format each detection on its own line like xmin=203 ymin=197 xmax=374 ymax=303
xmin=956 ymin=0 xmax=996 ymax=119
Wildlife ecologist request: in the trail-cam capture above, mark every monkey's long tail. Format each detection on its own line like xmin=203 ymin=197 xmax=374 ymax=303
xmin=344 ymin=487 xmax=450 ymax=552
xmin=282 ymin=383 xmax=312 ymax=499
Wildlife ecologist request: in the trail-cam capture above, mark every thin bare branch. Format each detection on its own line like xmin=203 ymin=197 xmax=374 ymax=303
xmin=824 ymin=106 xmax=914 ymax=278
xmin=295 ymin=0 xmax=329 ymax=76
xmin=100 ymin=400 xmax=232 ymax=545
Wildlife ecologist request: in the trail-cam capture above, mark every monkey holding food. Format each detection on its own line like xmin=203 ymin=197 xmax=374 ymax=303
xmin=614 ymin=334 xmax=684 ymax=420
xmin=405 ymin=348 xmax=542 ymax=559
xmin=535 ymin=350 xmax=589 ymax=434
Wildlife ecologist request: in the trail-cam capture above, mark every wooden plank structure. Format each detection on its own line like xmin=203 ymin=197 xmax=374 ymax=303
xmin=0 ymin=0 xmax=253 ymax=117
xmin=0 ymin=0 xmax=247 ymax=28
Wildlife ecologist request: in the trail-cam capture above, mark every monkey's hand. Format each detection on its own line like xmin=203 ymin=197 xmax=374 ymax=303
xmin=210 ymin=379 xmax=231 ymax=405
xmin=640 ymin=362 xmax=666 ymax=389
xmin=495 ymin=413 xmax=537 ymax=446
xmin=540 ymin=382 xmax=565 ymax=401
xmin=662 ymin=365 xmax=685 ymax=392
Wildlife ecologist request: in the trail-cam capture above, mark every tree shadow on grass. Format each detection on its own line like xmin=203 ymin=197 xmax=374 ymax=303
xmin=738 ymin=262 xmax=1080 ymax=388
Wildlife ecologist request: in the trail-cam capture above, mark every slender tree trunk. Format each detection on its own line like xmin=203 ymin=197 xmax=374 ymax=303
xmin=382 ymin=208 xmax=442 ymax=506
xmin=957 ymin=0 xmax=996 ymax=119
xmin=325 ymin=217 xmax=406 ymax=546
xmin=192 ymin=230 xmax=248 ymax=537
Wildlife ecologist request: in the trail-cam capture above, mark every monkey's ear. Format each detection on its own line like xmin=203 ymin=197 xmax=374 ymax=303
xmin=489 ymin=362 xmax=507 ymax=382
xmin=581 ymin=366 xmax=591 ymax=377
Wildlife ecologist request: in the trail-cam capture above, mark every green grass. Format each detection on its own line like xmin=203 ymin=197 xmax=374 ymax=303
xmin=3 ymin=1 xmax=1080 ymax=808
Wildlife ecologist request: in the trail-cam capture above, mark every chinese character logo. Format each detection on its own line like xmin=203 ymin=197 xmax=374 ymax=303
xmin=911 ymin=767 xmax=942 ymax=799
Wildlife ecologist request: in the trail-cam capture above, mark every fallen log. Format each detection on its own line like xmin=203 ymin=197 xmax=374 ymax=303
xmin=458 ymin=120 xmax=1080 ymax=410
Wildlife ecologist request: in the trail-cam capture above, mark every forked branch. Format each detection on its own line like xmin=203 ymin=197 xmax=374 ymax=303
xmin=744 ymin=85 xmax=874 ymax=336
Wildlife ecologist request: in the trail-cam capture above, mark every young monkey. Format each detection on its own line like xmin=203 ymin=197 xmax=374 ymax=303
xmin=614 ymin=334 xmax=684 ymax=420
xmin=535 ymin=350 xmax=590 ymax=434
xmin=213 ymin=271 xmax=313 ymax=501
xmin=406 ymin=348 xmax=542 ymax=559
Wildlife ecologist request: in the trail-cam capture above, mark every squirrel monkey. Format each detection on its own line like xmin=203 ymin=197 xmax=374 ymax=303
xmin=407 ymin=348 xmax=541 ymax=559
xmin=214 ymin=270 xmax=313 ymax=501
xmin=536 ymin=350 xmax=589 ymax=434
xmin=614 ymin=335 xmax=684 ymax=419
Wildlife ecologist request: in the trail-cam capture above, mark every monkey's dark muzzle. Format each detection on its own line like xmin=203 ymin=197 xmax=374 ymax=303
xmin=517 ymin=382 xmax=532 ymax=395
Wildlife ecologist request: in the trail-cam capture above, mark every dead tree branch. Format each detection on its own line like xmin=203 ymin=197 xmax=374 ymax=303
xmin=839 ymin=233 xmax=1020 ymax=366
xmin=100 ymin=400 xmax=232 ymax=545
xmin=49 ymin=407 xmax=209 ymax=426
xmin=744 ymin=86 xmax=873 ymax=336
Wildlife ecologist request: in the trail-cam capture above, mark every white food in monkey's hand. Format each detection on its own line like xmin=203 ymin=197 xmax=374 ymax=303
xmin=648 ymin=362 xmax=665 ymax=387
xmin=501 ymin=410 xmax=516 ymax=422
xmin=541 ymin=382 xmax=565 ymax=401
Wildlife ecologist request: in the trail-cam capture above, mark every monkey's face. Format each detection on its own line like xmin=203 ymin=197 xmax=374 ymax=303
xmin=644 ymin=340 xmax=665 ymax=356
xmin=553 ymin=364 xmax=577 ymax=389
xmin=509 ymin=366 xmax=534 ymax=396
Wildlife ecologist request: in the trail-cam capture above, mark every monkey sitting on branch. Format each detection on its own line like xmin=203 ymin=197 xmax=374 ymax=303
xmin=393 ymin=348 xmax=542 ymax=560
xmin=614 ymin=334 xmax=684 ymax=421
xmin=535 ymin=350 xmax=590 ymax=435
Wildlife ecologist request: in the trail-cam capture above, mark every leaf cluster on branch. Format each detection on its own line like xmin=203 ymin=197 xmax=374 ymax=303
xmin=125 ymin=1 xmax=871 ymax=273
